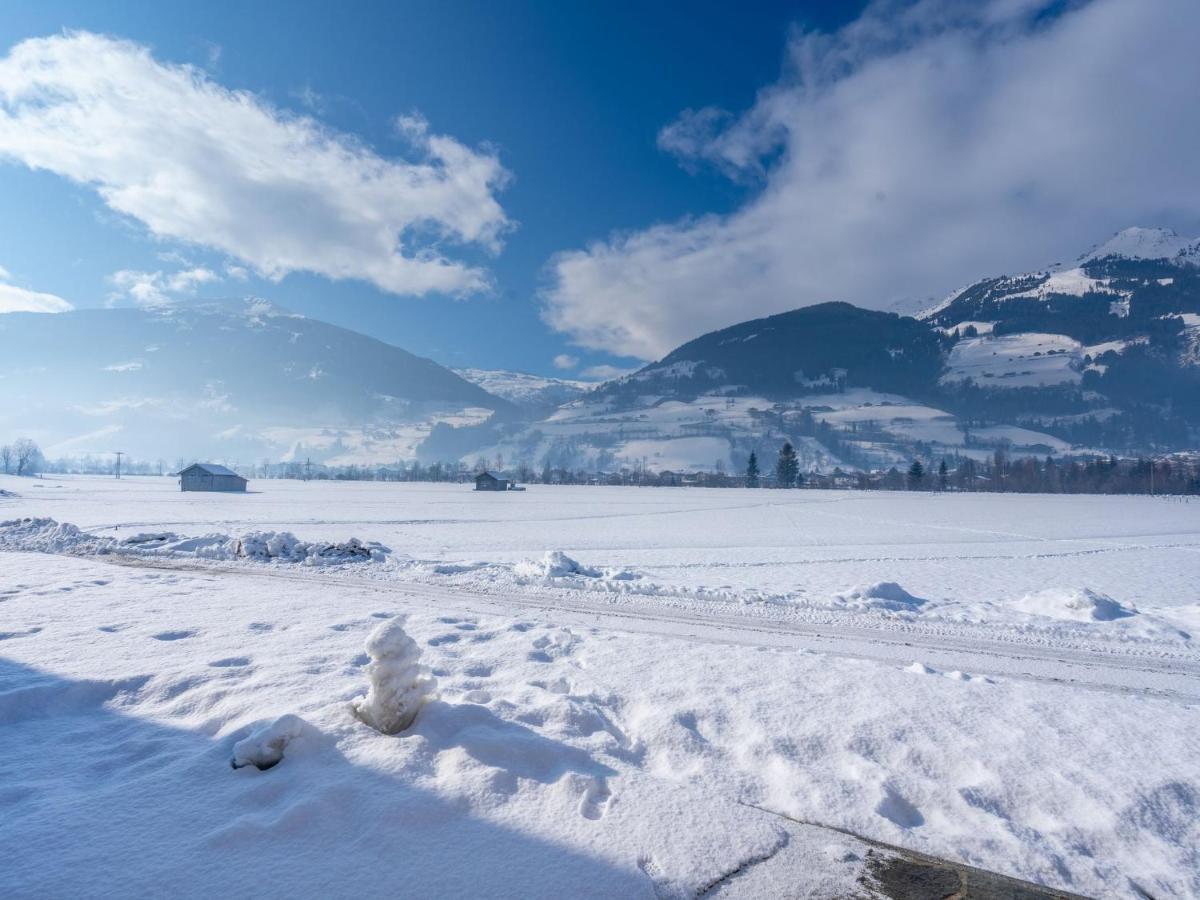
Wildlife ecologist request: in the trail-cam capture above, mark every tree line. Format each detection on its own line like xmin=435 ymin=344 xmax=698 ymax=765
xmin=12 ymin=440 xmax=1199 ymax=496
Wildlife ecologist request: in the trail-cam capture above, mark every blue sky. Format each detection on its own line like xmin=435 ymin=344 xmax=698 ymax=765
xmin=1 ymin=1 xmax=1198 ymax=376
xmin=0 ymin=1 xmax=863 ymax=377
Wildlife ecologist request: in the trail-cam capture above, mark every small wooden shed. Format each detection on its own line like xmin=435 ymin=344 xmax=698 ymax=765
xmin=179 ymin=463 xmax=248 ymax=493
xmin=474 ymin=471 xmax=509 ymax=491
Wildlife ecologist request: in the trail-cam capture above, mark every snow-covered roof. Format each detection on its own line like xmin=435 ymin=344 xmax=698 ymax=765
xmin=182 ymin=463 xmax=244 ymax=478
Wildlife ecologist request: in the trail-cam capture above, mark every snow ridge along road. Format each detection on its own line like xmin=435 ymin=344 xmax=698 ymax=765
xmin=103 ymin=553 xmax=1200 ymax=703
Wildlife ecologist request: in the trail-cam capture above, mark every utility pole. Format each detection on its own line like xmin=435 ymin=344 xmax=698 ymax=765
xmin=114 ymin=451 xmax=124 ymax=479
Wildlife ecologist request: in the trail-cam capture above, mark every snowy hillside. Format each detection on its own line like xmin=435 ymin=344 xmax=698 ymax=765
xmin=454 ymin=368 xmax=595 ymax=412
xmin=7 ymin=228 xmax=1200 ymax=474
xmin=0 ymin=299 xmax=511 ymax=465
xmin=435 ymin=229 xmax=1200 ymax=473
xmin=1077 ymin=226 xmax=1200 ymax=266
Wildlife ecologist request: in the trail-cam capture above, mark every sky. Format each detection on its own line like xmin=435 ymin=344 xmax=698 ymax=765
xmin=0 ymin=0 xmax=1198 ymax=377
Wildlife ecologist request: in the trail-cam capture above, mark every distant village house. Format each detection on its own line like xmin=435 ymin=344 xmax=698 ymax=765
xmin=178 ymin=463 xmax=248 ymax=493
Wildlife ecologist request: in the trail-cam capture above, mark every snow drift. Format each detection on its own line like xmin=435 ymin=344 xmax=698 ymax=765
xmin=0 ymin=517 xmax=387 ymax=566
xmin=230 ymin=714 xmax=308 ymax=771
xmin=515 ymin=550 xmax=638 ymax=581
xmin=835 ymin=581 xmax=927 ymax=612
xmin=1012 ymin=587 xmax=1136 ymax=622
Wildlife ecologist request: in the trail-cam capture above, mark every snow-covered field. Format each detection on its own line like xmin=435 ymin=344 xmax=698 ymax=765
xmin=2 ymin=475 xmax=1198 ymax=897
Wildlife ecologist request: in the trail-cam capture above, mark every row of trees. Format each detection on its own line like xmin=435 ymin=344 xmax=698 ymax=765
xmin=22 ymin=440 xmax=1200 ymax=496
xmin=0 ymin=439 xmax=44 ymax=476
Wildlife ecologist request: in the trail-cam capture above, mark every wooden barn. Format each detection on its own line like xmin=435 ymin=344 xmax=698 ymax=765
xmin=179 ymin=463 xmax=248 ymax=493
xmin=474 ymin=471 xmax=509 ymax=491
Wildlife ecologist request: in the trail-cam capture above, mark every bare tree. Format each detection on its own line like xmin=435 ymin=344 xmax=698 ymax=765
xmin=0 ymin=444 xmax=12 ymax=475
xmin=13 ymin=438 xmax=42 ymax=476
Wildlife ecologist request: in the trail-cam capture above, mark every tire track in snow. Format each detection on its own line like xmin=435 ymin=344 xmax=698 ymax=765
xmin=95 ymin=554 xmax=1200 ymax=704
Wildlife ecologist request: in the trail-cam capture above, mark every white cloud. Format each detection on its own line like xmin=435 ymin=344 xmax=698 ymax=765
xmin=108 ymin=266 xmax=218 ymax=307
xmin=552 ymin=353 xmax=579 ymax=370
xmin=543 ymin=0 xmax=1200 ymax=359
xmin=166 ymin=267 xmax=219 ymax=293
xmin=0 ymin=266 xmax=72 ymax=313
xmin=581 ymin=364 xmax=638 ymax=380
xmin=0 ymin=282 xmax=74 ymax=314
xmin=0 ymin=32 xmax=511 ymax=299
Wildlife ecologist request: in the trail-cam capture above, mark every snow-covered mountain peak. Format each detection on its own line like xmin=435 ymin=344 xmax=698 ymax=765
xmin=1075 ymin=226 xmax=1200 ymax=266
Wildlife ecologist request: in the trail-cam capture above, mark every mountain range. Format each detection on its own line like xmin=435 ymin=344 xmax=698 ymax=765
xmin=3 ymin=227 xmax=1198 ymax=472
xmin=0 ymin=298 xmax=510 ymax=466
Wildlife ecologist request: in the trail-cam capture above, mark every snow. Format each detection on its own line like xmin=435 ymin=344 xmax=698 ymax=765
xmin=1077 ymin=226 xmax=1200 ymax=265
xmin=834 ymin=581 xmax=926 ymax=611
xmin=231 ymin=713 xmax=308 ymax=770
xmin=490 ymin=385 xmax=1070 ymax=473
xmin=942 ymin=333 xmax=1083 ymax=388
xmin=0 ymin=516 xmax=389 ymax=565
xmin=453 ymin=368 xmax=596 ymax=407
xmin=350 ymin=618 xmax=438 ymax=734
xmin=1012 ymin=587 xmax=1136 ymax=623
xmin=616 ymin=436 xmax=732 ymax=471
xmin=1 ymin=475 xmax=1199 ymax=897
xmin=1006 ymin=267 xmax=1116 ymax=299
xmin=938 ymin=319 xmax=995 ymax=335
xmin=514 ymin=550 xmax=638 ymax=582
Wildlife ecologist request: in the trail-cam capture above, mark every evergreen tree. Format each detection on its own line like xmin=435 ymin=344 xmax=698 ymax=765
xmin=775 ymin=442 xmax=799 ymax=488
xmin=907 ymin=459 xmax=925 ymax=490
xmin=746 ymin=451 xmax=760 ymax=488
xmin=937 ymin=458 xmax=949 ymax=491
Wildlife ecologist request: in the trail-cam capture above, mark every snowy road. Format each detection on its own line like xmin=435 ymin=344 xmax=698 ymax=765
xmin=106 ymin=554 xmax=1200 ymax=703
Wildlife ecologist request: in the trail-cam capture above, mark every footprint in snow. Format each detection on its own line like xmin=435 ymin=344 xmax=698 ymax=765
xmin=152 ymin=629 xmax=197 ymax=641
xmin=428 ymin=633 xmax=461 ymax=646
xmin=0 ymin=626 xmax=42 ymax=641
xmin=208 ymin=657 xmax=252 ymax=668
xmin=578 ymin=776 xmax=612 ymax=821
xmin=876 ymin=785 xmax=925 ymax=829
xmin=637 ymin=855 xmax=681 ymax=900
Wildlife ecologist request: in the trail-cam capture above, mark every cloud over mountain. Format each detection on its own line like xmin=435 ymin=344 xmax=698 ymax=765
xmin=543 ymin=0 xmax=1200 ymax=359
xmin=0 ymin=266 xmax=72 ymax=314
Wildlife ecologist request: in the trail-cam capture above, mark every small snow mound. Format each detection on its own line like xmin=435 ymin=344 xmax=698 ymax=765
xmin=905 ymin=662 xmax=935 ymax=675
xmin=231 ymin=714 xmax=307 ymax=771
xmin=515 ymin=550 xmax=638 ymax=581
xmin=233 ymin=532 xmax=387 ymax=564
xmin=517 ymin=551 xmax=599 ymax=578
xmin=0 ymin=489 xmax=17 ymax=498
xmin=351 ymin=617 xmax=437 ymax=735
xmin=836 ymin=582 xmax=926 ymax=611
xmin=1013 ymin=587 xmax=1135 ymax=622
